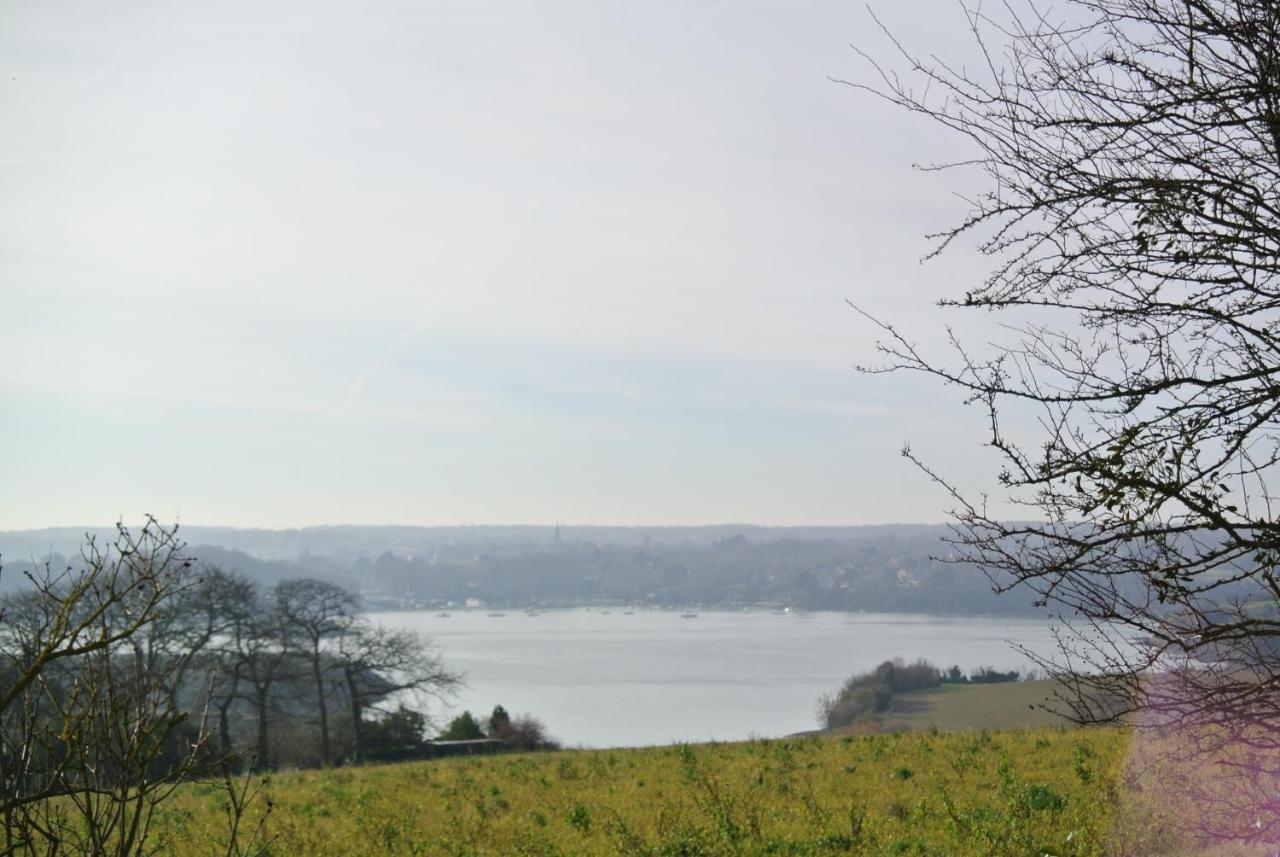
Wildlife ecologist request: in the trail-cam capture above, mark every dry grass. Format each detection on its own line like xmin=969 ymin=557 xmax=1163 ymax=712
xmin=882 ymin=680 xmax=1075 ymax=732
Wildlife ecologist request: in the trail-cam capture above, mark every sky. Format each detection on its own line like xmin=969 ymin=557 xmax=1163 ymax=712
xmin=0 ymin=0 xmax=1018 ymax=529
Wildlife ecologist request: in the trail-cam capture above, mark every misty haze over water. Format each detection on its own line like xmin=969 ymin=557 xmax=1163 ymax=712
xmin=372 ymin=608 xmax=1061 ymax=747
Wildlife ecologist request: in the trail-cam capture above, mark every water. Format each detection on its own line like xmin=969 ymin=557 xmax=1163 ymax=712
xmin=369 ymin=609 xmax=1061 ymax=748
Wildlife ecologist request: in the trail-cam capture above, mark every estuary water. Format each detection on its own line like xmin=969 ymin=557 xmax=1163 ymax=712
xmin=369 ymin=609 xmax=1061 ymax=748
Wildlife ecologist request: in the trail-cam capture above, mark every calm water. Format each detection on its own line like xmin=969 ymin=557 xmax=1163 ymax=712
xmin=369 ymin=609 xmax=1061 ymax=748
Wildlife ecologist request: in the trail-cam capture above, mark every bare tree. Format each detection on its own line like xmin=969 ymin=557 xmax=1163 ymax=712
xmin=205 ymin=571 xmax=260 ymax=761
xmin=274 ymin=579 xmax=355 ymax=768
xmin=335 ymin=622 xmax=460 ymax=764
xmin=845 ymin=0 xmax=1280 ymax=845
xmin=131 ymin=564 xmax=247 ymax=717
xmin=197 ymin=574 xmax=458 ymax=770
xmin=231 ymin=602 xmax=294 ymax=772
xmin=0 ymin=520 xmax=264 ymax=855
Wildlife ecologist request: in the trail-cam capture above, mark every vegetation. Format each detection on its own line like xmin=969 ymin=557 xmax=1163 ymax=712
xmin=819 ymin=660 xmax=941 ymax=730
xmin=818 ymin=660 xmax=1031 ymax=731
xmin=0 ymin=520 xmax=274 ymax=856
xmin=435 ymin=706 xmax=561 ymax=753
xmin=940 ymin=666 xmax=1021 ymax=686
xmin=148 ymin=729 xmax=1144 ymax=856
xmin=361 ymin=706 xmax=434 ymax=763
xmin=439 ymin=711 xmax=487 ymax=741
xmin=850 ymin=0 xmax=1280 ymax=844
xmin=194 ymin=567 xmax=459 ymax=770
xmin=0 ymin=522 xmax=461 ymax=854
xmin=874 ymin=681 xmax=1077 ymax=733
xmin=486 ymin=711 xmax=560 ymax=753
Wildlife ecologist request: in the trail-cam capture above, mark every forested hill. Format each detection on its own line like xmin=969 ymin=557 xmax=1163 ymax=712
xmin=0 ymin=524 xmax=1040 ymax=615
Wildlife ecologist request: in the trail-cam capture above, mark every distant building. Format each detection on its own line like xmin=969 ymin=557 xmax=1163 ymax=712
xmin=424 ymin=739 xmax=506 ymax=758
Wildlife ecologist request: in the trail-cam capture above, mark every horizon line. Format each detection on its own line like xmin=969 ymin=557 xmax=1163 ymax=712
xmin=1 ymin=520 xmax=956 ymax=535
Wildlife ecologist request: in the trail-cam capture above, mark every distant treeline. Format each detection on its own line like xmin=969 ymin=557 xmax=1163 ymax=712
xmin=1 ymin=524 xmax=1051 ymax=614
xmin=818 ymin=659 xmax=1033 ymax=730
xmin=0 ymin=523 xmax=967 ymax=561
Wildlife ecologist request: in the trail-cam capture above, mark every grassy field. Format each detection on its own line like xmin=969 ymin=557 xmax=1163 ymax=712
xmin=149 ymin=727 xmax=1161 ymax=857
xmin=881 ymin=680 xmax=1076 ymax=732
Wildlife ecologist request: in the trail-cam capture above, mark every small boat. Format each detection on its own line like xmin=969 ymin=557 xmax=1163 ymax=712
xmin=436 ymin=612 xmax=452 ymax=618
xmin=680 ymin=612 xmax=699 ymax=619
xmin=601 ymin=610 xmax=612 ymax=615
xmin=623 ymin=610 xmax=635 ymax=616
xmin=486 ymin=612 xmax=507 ymax=617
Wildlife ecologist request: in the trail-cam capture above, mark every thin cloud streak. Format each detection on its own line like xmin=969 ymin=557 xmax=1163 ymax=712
xmin=0 ymin=0 xmax=1010 ymax=528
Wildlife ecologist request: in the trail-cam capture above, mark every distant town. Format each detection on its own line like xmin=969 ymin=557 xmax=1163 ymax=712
xmin=0 ymin=523 xmax=1041 ymax=615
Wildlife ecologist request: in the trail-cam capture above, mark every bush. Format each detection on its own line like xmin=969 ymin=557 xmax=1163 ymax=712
xmin=362 ymin=705 xmax=430 ymax=762
xmin=487 ymin=704 xmax=511 ymax=735
xmin=878 ymin=659 xmax=941 ymax=693
xmin=820 ymin=659 xmax=1035 ymax=728
xmin=970 ymin=667 xmax=1020 ymax=684
xmin=819 ymin=659 xmax=942 ymax=729
xmin=492 ymin=714 xmax=560 ymax=751
xmin=438 ymin=711 xmax=486 ymax=740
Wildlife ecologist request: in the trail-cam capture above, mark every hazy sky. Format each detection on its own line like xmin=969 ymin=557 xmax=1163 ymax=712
xmin=1 ymin=0 xmax=1017 ymax=529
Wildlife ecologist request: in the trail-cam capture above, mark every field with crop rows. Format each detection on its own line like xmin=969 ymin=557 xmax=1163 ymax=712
xmin=144 ymin=726 xmax=1194 ymax=857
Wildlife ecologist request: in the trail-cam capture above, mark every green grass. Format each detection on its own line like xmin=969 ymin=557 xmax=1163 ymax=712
xmin=152 ymin=728 xmax=1149 ymax=856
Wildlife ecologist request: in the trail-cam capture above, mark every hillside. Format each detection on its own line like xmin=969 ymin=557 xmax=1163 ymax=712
xmin=0 ymin=523 xmax=1045 ymax=614
xmin=152 ymin=729 xmax=1166 ymax=856
xmin=880 ymin=681 xmax=1076 ymax=732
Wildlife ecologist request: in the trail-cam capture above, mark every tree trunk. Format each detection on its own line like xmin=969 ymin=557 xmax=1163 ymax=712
xmin=218 ymin=699 xmax=233 ymax=759
xmin=346 ymin=669 xmax=363 ymax=765
xmin=312 ymin=645 xmax=331 ymax=767
xmin=218 ymin=669 xmax=240 ymax=760
xmin=254 ymin=687 xmax=270 ymax=771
